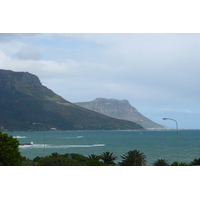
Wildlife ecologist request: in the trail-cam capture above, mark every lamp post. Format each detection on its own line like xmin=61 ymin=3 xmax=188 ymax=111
xmin=33 ymin=122 xmax=46 ymax=156
xmin=163 ymin=118 xmax=179 ymax=166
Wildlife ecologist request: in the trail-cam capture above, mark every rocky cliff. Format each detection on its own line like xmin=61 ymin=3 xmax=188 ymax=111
xmin=0 ymin=70 xmax=66 ymax=102
xmin=75 ymin=98 xmax=166 ymax=129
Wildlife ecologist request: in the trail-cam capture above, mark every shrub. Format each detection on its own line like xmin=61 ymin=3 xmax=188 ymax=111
xmin=86 ymin=159 xmax=105 ymax=166
xmin=38 ymin=157 xmax=81 ymax=166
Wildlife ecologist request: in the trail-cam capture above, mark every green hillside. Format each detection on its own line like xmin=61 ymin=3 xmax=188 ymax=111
xmin=0 ymin=70 xmax=144 ymax=131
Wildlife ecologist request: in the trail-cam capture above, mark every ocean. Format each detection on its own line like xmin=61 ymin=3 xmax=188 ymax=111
xmin=9 ymin=129 xmax=200 ymax=165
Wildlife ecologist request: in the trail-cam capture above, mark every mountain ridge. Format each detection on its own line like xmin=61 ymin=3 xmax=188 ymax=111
xmin=75 ymin=98 xmax=166 ymax=129
xmin=0 ymin=69 xmax=144 ymax=131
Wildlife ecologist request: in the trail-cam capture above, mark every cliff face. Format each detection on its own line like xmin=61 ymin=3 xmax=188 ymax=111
xmin=0 ymin=69 xmax=67 ymax=102
xmin=75 ymin=98 xmax=166 ymax=129
xmin=0 ymin=69 xmax=144 ymax=131
xmin=0 ymin=70 xmax=41 ymax=89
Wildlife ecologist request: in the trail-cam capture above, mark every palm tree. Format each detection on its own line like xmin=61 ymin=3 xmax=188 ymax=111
xmin=119 ymin=150 xmax=147 ymax=166
xmin=189 ymin=158 xmax=200 ymax=166
xmin=88 ymin=154 xmax=101 ymax=160
xmin=153 ymin=159 xmax=169 ymax=166
xmin=100 ymin=152 xmax=117 ymax=165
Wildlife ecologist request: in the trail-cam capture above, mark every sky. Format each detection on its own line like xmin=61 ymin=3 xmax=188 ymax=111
xmin=0 ymin=33 xmax=200 ymax=129
xmin=1 ymin=0 xmax=200 ymax=129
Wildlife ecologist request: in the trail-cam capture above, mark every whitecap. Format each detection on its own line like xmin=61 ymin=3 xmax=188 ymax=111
xmin=19 ymin=143 xmax=105 ymax=149
xmin=19 ymin=143 xmax=44 ymax=148
xmin=92 ymin=144 xmax=105 ymax=147
xmin=63 ymin=136 xmax=83 ymax=139
xmin=13 ymin=136 xmax=26 ymax=138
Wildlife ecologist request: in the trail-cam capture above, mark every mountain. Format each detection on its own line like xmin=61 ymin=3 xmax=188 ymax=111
xmin=0 ymin=69 xmax=144 ymax=131
xmin=75 ymin=98 xmax=166 ymax=129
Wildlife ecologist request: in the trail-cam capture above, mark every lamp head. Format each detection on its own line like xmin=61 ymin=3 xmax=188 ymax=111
xmin=163 ymin=118 xmax=168 ymax=120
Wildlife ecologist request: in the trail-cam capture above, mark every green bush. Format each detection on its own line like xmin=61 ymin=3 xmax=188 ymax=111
xmin=38 ymin=157 xmax=81 ymax=166
xmin=86 ymin=159 xmax=105 ymax=166
xmin=171 ymin=161 xmax=189 ymax=166
xmin=62 ymin=153 xmax=89 ymax=165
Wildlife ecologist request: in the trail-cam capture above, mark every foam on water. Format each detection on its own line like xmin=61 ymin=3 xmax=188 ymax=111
xmin=19 ymin=143 xmax=105 ymax=149
xmin=13 ymin=136 xmax=26 ymax=138
xmin=63 ymin=136 xmax=83 ymax=139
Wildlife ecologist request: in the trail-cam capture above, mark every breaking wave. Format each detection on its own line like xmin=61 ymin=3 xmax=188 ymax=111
xmin=64 ymin=136 xmax=83 ymax=139
xmin=19 ymin=143 xmax=105 ymax=148
xmin=13 ymin=136 xmax=26 ymax=138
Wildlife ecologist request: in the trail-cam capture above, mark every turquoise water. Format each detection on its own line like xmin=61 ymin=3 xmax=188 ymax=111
xmin=9 ymin=129 xmax=200 ymax=165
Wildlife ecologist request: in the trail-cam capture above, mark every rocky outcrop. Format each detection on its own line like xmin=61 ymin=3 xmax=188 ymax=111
xmin=0 ymin=69 xmax=66 ymax=102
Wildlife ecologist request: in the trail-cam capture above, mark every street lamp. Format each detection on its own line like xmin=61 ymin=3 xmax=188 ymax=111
xmin=33 ymin=122 xmax=46 ymax=156
xmin=163 ymin=118 xmax=179 ymax=166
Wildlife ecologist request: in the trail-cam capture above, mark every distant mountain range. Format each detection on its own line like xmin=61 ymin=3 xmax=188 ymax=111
xmin=75 ymin=98 xmax=166 ymax=129
xmin=0 ymin=69 xmax=144 ymax=131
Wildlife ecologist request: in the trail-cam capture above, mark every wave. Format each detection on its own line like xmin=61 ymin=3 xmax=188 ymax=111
xmin=64 ymin=136 xmax=83 ymax=139
xmin=13 ymin=136 xmax=26 ymax=138
xmin=92 ymin=144 xmax=105 ymax=147
xmin=19 ymin=143 xmax=105 ymax=149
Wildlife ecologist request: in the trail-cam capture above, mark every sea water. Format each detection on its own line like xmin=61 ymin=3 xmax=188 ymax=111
xmin=9 ymin=129 xmax=200 ymax=165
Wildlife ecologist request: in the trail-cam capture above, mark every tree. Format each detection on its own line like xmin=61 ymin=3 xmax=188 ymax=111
xmin=153 ymin=159 xmax=169 ymax=166
xmin=88 ymin=154 xmax=101 ymax=160
xmin=119 ymin=150 xmax=147 ymax=166
xmin=0 ymin=131 xmax=21 ymax=166
xmin=50 ymin=152 xmax=60 ymax=157
xmin=33 ymin=156 xmax=43 ymax=162
xmin=100 ymin=152 xmax=117 ymax=165
xmin=189 ymin=158 xmax=200 ymax=166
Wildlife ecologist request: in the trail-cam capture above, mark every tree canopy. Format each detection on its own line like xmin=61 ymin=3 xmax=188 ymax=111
xmin=119 ymin=150 xmax=147 ymax=166
xmin=0 ymin=131 xmax=21 ymax=166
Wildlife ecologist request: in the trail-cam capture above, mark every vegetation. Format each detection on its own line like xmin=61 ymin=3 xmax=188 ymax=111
xmin=86 ymin=159 xmax=105 ymax=166
xmin=153 ymin=159 xmax=169 ymax=166
xmin=171 ymin=161 xmax=189 ymax=166
xmin=119 ymin=150 xmax=147 ymax=166
xmin=38 ymin=157 xmax=81 ymax=166
xmin=100 ymin=152 xmax=117 ymax=165
xmin=189 ymin=158 xmax=200 ymax=166
xmin=19 ymin=152 xmax=200 ymax=166
xmin=0 ymin=131 xmax=21 ymax=166
xmin=88 ymin=154 xmax=101 ymax=160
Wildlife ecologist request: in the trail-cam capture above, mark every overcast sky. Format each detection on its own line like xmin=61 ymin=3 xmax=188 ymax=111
xmin=0 ymin=33 xmax=200 ymax=128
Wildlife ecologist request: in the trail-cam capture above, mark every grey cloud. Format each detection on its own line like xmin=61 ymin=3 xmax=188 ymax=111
xmin=14 ymin=45 xmax=42 ymax=60
xmin=0 ymin=33 xmax=19 ymax=43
